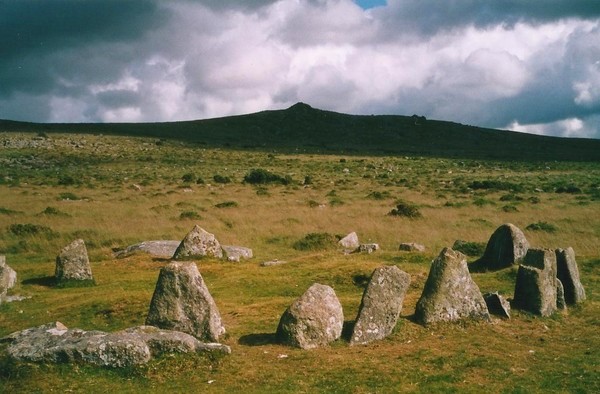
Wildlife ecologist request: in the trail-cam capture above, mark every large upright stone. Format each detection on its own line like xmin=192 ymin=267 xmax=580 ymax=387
xmin=146 ymin=262 xmax=225 ymax=342
xmin=350 ymin=266 xmax=411 ymax=345
xmin=276 ymin=283 xmax=343 ymax=349
xmin=338 ymin=232 xmax=360 ymax=250
xmin=415 ymin=248 xmax=490 ymax=325
xmin=0 ymin=256 xmax=17 ymax=304
xmin=172 ymin=225 xmax=223 ymax=260
xmin=55 ymin=239 xmax=93 ymax=282
xmin=513 ymin=248 xmax=558 ymax=316
xmin=476 ymin=223 xmax=529 ymax=270
xmin=555 ymin=247 xmax=586 ymax=304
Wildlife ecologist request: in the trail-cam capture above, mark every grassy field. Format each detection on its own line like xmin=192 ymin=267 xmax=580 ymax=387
xmin=0 ymin=132 xmax=599 ymax=393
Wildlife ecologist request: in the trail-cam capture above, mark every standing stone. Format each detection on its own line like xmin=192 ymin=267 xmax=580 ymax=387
xmin=475 ymin=223 xmax=529 ymax=270
xmin=339 ymin=232 xmax=360 ymax=250
xmin=0 ymin=256 xmax=17 ymax=304
xmin=555 ymin=247 xmax=586 ymax=304
xmin=350 ymin=266 xmax=411 ymax=345
xmin=513 ymin=249 xmax=558 ymax=316
xmin=146 ymin=262 xmax=225 ymax=342
xmin=483 ymin=292 xmax=511 ymax=318
xmin=276 ymin=283 xmax=343 ymax=349
xmin=172 ymin=225 xmax=223 ymax=260
xmin=556 ymin=279 xmax=567 ymax=311
xmin=55 ymin=239 xmax=93 ymax=282
xmin=415 ymin=248 xmax=490 ymax=325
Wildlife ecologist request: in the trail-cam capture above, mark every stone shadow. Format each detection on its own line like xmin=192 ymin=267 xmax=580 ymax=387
xmin=238 ymin=333 xmax=279 ymax=346
xmin=22 ymin=276 xmax=56 ymax=287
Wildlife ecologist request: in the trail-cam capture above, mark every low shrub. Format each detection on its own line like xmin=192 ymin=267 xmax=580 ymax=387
xmin=526 ymin=221 xmax=558 ymax=233
xmin=452 ymin=240 xmax=486 ymax=257
xmin=9 ymin=223 xmax=58 ymax=238
xmin=388 ymin=201 xmax=422 ymax=219
xmin=40 ymin=206 xmax=68 ymax=216
xmin=243 ymin=168 xmax=291 ymax=185
xmin=367 ymin=191 xmax=391 ymax=200
xmin=179 ymin=211 xmax=202 ymax=220
xmin=181 ymin=173 xmax=196 ymax=183
xmin=468 ymin=180 xmax=525 ymax=192
xmin=213 ymin=175 xmax=232 ymax=184
xmin=293 ymin=232 xmax=338 ymax=251
xmin=556 ymin=185 xmax=582 ymax=194
xmin=499 ymin=193 xmax=524 ymax=202
xmin=502 ymin=205 xmax=519 ymax=212
xmin=215 ymin=201 xmax=238 ymax=208
xmin=0 ymin=207 xmax=21 ymax=215
xmin=58 ymin=192 xmax=80 ymax=201
xmin=473 ymin=197 xmax=495 ymax=207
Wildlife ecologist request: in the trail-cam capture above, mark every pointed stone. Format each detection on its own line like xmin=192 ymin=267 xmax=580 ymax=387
xmin=475 ymin=223 xmax=529 ymax=270
xmin=55 ymin=239 xmax=93 ymax=282
xmin=350 ymin=266 xmax=411 ymax=345
xmin=276 ymin=283 xmax=343 ymax=349
xmin=483 ymin=292 xmax=511 ymax=318
xmin=415 ymin=248 xmax=490 ymax=325
xmin=146 ymin=261 xmax=225 ymax=342
xmin=172 ymin=225 xmax=223 ymax=260
xmin=513 ymin=248 xmax=558 ymax=316
xmin=555 ymin=247 xmax=586 ymax=304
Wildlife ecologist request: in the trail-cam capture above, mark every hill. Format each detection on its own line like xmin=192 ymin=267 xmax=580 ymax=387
xmin=1 ymin=102 xmax=599 ymax=161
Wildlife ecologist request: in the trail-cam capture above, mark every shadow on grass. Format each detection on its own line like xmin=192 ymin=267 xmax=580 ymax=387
xmin=22 ymin=276 xmax=56 ymax=287
xmin=238 ymin=333 xmax=279 ymax=346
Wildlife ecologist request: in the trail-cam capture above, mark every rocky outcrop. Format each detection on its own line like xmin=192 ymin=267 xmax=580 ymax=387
xmin=350 ymin=266 xmax=411 ymax=345
xmin=146 ymin=262 xmax=225 ymax=342
xmin=513 ymin=248 xmax=558 ymax=317
xmin=1 ymin=322 xmax=230 ymax=368
xmin=276 ymin=283 xmax=343 ymax=349
xmin=475 ymin=223 xmax=529 ymax=270
xmin=339 ymin=232 xmax=360 ymax=250
xmin=114 ymin=240 xmax=180 ymax=259
xmin=555 ymin=247 xmax=586 ymax=305
xmin=415 ymin=248 xmax=490 ymax=325
xmin=0 ymin=256 xmax=17 ymax=304
xmin=172 ymin=225 xmax=223 ymax=260
xmin=483 ymin=292 xmax=511 ymax=318
xmin=222 ymin=245 xmax=253 ymax=262
xmin=55 ymin=239 xmax=93 ymax=282
xmin=399 ymin=243 xmax=425 ymax=252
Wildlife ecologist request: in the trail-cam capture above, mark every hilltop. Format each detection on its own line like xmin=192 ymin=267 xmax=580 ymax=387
xmin=1 ymin=102 xmax=599 ymax=161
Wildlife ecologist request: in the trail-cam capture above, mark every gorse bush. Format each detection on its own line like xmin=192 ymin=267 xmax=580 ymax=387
xmin=179 ymin=211 xmax=202 ymax=220
xmin=9 ymin=223 xmax=58 ymax=238
xmin=215 ymin=201 xmax=238 ymax=208
xmin=243 ymin=168 xmax=291 ymax=185
xmin=388 ymin=201 xmax=422 ymax=219
xmin=367 ymin=191 xmax=391 ymax=200
xmin=181 ymin=173 xmax=196 ymax=183
xmin=213 ymin=175 xmax=232 ymax=184
xmin=293 ymin=232 xmax=338 ymax=251
xmin=469 ymin=180 xmax=525 ymax=192
xmin=526 ymin=221 xmax=558 ymax=233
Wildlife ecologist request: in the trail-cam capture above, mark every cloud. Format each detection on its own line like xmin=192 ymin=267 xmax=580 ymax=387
xmin=0 ymin=0 xmax=599 ymax=140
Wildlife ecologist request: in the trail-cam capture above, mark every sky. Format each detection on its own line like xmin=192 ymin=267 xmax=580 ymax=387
xmin=1 ymin=0 xmax=600 ymax=139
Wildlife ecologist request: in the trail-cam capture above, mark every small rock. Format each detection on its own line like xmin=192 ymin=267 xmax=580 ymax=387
xmin=0 ymin=256 xmax=18 ymax=304
xmin=261 ymin=259 xmax=288 ymax=267
xmin=483 ymin=292 xmax=511 ymax=318
xmin=353 ymin=243 xmax=380 ymax=254
xmin=222 ymin=245 xmax=253 ymax=262
xmin=399 ymin=243 xmax=425 ymax=252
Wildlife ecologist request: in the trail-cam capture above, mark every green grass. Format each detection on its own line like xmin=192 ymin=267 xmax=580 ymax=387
xmin=0 ymin=132 xmax=599 ymax=393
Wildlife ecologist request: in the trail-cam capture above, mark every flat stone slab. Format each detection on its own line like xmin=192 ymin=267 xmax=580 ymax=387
xmin=1 ymin=322 xmax=230 ymax=368
xmin=114 ymin=240 xmax=180 ymax=259
xmin=222 ymin=245 xmax=253 ymax=262
xmin=261 ymin=259 xmax=288 ymax=267
xmin=399 ymin=243 xmax=425 ymax=252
